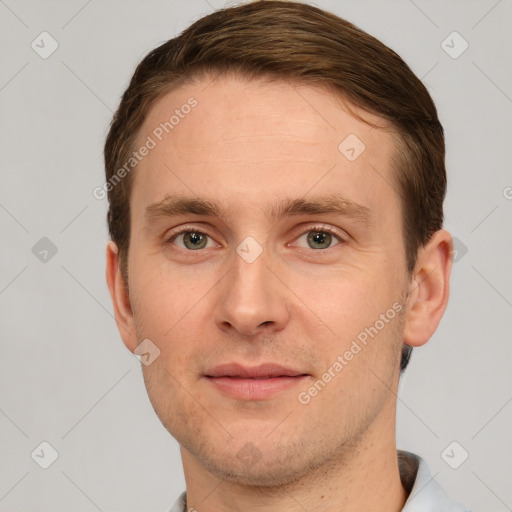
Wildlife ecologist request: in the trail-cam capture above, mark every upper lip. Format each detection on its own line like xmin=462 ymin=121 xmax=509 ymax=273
xmin=205 ymin=363 xmax=308 ymax=379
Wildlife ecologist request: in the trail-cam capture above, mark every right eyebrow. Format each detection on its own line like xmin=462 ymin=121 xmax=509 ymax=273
xmin=143 ymin=196 xmax=227 ymax=226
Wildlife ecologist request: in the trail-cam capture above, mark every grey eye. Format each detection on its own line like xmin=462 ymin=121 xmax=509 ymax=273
xmin=306 ymin=231 xmax=334 ymax=249
xmin=174 ymin=231 xmax=211 ymax=250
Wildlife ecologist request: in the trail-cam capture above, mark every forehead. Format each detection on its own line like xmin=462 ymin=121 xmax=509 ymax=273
xmin=131 ymin=74 xmax=400 ymax=219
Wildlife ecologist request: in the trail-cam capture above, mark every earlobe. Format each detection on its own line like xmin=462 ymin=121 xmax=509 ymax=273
xmin=403 ymin=229 xmax=453 ymax=348
xmin=105 ymin=241 xmax=138 ymax=353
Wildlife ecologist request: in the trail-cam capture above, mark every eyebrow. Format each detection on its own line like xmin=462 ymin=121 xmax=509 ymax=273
xmin=143 ymin=194 xmax=374 ymax=227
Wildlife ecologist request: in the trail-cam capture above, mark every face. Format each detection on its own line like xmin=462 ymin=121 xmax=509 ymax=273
xmin=118 ymin=75 xmax=414 ymax=485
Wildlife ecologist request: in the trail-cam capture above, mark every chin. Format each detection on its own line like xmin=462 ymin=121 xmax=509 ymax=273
xmin=201 ymin=452 xmax=315 ymax=488
xmin=181 ymin=429 xmax=337 ymax=489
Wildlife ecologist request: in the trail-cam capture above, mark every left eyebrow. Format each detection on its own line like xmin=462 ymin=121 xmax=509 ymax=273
xmin=142 ymin=193 xmax=374 ymax=228
xmin=269 ymin=195 xmax=374 ymax=227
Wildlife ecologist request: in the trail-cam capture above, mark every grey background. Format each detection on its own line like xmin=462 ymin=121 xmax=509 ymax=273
xmin=0 ymin=0 xmax=511 ymax=510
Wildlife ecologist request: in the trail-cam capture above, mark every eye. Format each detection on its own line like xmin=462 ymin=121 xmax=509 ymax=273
xmin=167 ymin=229 xmax=217 ymax=250
xmin=294 ymin=226 xmax=343 ymax=250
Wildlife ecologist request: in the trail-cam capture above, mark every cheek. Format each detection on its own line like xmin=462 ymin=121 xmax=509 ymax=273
xmin=292 ymin=271 xmax=406 ymax=386
xmin=129 ymin=257 xmax=208 ymax=334
xmin=141 ymin=361 xmax=196 ymax=436
xmin=129 ymin=269 xmax=215 ymax=385
xmin=291 ymin=269 xmax=395 ymax=332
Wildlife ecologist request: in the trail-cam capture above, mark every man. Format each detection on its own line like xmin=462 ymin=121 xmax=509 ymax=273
xmin=104 ymin=1 xmax=470 ymax=510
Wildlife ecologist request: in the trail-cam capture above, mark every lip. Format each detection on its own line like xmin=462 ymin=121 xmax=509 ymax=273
xmin=206 ymin=362 xmax=306 ymax=379
xmin=204 ymin=363 xmax=310 ymax=400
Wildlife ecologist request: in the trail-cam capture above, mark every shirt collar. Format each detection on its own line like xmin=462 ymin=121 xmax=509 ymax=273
xmin=399 ymin=450 xmax=469 ymax=511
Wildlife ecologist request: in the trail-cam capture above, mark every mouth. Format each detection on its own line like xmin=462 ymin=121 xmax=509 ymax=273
xmin=204 ymin=363 xmax=310 ymax=400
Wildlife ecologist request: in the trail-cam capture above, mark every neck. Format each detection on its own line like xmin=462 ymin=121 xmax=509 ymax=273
xmin=180 ymin=405 xmax=407 ymax=512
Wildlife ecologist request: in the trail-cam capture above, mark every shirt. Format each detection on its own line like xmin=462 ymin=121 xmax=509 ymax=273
xmin=169 ymin=450 xmax=470 ymax=512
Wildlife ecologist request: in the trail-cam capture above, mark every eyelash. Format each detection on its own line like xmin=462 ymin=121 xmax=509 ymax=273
xmin=164 ymin=224 xmax=346 ymax=250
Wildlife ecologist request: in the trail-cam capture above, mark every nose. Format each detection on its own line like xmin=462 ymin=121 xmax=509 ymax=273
xmin=214 ymin=246 xmax=290 ymax=337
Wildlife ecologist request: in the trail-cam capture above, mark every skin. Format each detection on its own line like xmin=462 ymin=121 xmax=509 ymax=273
xmin=106 ymin=74 xmax=453 ymax=512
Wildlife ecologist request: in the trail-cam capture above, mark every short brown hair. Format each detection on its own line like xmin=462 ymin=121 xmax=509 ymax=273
xmin=104 ymin=0 xmax=446 ymax=371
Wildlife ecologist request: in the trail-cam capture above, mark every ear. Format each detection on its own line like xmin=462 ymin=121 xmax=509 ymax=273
xmin=105 ymin=240 xmax=138 ymax=353
xmin=403 ymin=229 xmax=453 ymax=348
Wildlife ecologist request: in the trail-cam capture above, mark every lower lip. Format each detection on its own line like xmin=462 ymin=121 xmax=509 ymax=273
xmin=206 ymin=376 xmax=308 ymax=400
